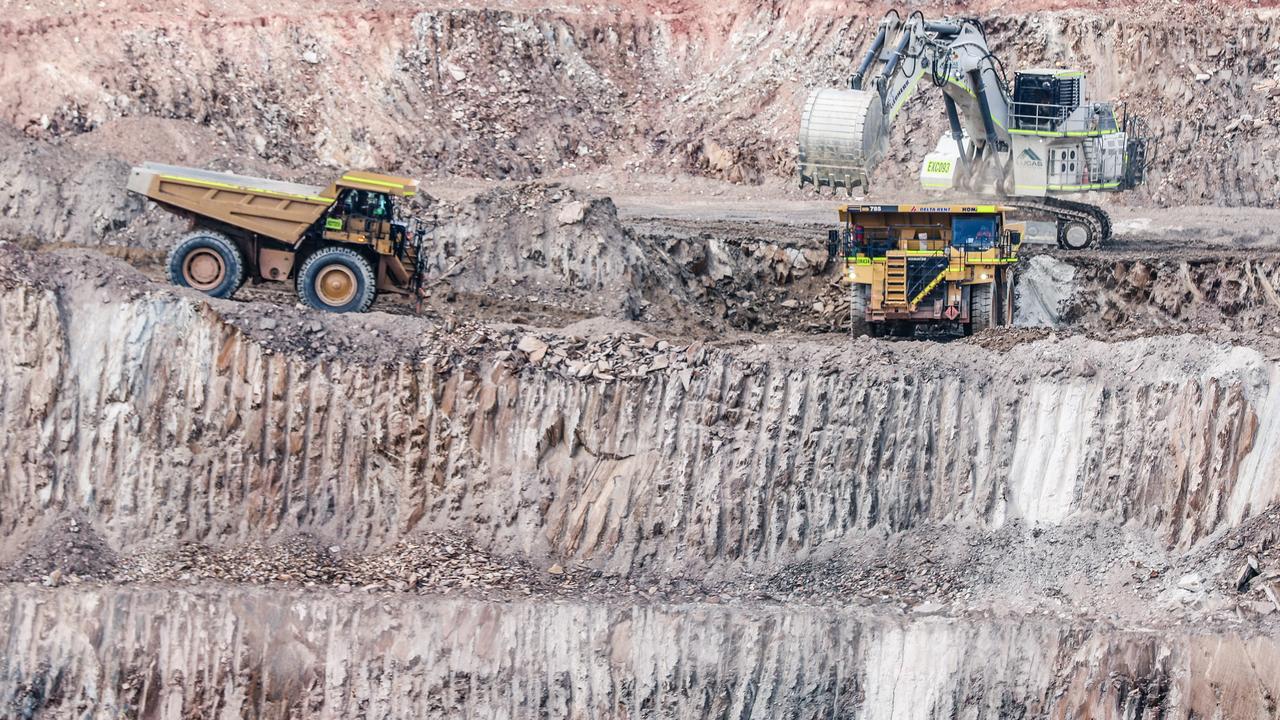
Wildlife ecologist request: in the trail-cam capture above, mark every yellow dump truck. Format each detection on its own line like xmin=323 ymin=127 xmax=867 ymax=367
xmin=837 ymin=203 xmax=1021 ymax=336
xmin=127 ymin=163 xmax=421 ymax=313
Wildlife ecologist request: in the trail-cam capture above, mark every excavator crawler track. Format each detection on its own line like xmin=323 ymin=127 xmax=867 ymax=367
xmin=1006 ymin=197 xmax=1112 ymax=249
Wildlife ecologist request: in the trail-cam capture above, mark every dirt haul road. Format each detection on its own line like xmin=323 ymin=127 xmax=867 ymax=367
xmin=3 ymin=0 xmax=1280 ymax=718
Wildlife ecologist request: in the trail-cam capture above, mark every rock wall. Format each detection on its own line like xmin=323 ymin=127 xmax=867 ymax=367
xmin=0 ymin=130 xmax=144 ymax=246
xmin=1062 ymin=253 xmax=1280 ymax=333
xmin=0 ymin=1 xmax=1276 ymax=208
xmin=2 ymin=586 xmax=1277 ymax=719
xmin=421 ymin=184 xmax=664 ymax=320
xmin=2 ymin=248 xmax=1278 ymax=578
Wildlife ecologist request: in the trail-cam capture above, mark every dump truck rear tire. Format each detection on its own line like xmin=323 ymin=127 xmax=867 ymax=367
xmin=167 ymin=230 xmax=244 ymax=299
xmin=970 ymin=283 xmax=994 ymax=333
xmin=297 ymin=246 xmax=376 ymax=313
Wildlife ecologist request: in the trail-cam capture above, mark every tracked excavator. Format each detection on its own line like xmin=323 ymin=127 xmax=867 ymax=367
xmin=798 ymin=11 xmax=1154 ymax=249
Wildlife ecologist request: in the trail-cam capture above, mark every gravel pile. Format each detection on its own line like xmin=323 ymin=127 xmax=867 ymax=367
xmin=114 ymin=534 xmax=541 ymax=597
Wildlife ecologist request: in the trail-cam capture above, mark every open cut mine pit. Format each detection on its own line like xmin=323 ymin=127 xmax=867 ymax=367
xmin=3 ymin=235 xmax=1280 ymax=717
xmin=3 ymin=0 xmax=1280 ymax=717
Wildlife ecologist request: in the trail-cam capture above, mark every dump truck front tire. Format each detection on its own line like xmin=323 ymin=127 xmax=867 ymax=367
xmin=846 ymin=284 xmax=872 ymax=335
xmin=970 ymin=283 xmax=994 ymax=333
xmin=167 ymin=230 xmax=244 ymax=299
xmin=297 ymin=246 xmax=376 ymax=313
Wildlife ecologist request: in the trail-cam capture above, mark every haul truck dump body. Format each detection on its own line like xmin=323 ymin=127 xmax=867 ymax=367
xmin=127 ymin=163 xmax=421 ymax=313
xmin=838 ymin=203 xmax=1021 ymax=336
xmin=127 ymin=164 xmax=336 ymax=244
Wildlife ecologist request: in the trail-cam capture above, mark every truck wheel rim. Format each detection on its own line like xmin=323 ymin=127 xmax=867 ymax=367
xmin=317 ymin=265 xmax=357 ymax=306
xmin=184 ymin=249 xmax=225 ymax=290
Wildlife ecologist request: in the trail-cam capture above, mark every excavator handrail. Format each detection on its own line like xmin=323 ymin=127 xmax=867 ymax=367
xmin=1009 ymin=100 xmax=1120 ymax=134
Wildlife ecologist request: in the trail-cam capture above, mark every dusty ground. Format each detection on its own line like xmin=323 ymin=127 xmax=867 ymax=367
xmin=3 ymin=0 xmax=1280 ymax=718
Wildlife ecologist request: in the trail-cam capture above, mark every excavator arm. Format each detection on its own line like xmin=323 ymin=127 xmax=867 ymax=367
xmin=798 ymin=12 xmax=1011 ymax=193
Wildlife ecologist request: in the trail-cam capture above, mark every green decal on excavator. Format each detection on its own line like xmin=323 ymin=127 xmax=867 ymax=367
xmin=325 ymin=217 xmax=343 ymax=230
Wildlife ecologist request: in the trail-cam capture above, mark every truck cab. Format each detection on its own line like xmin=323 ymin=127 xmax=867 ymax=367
xmin=310 ymin=173 xmax=420 ymax=301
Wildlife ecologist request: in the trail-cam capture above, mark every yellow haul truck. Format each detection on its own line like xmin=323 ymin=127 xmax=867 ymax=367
xmin=837 ymin=203 xmax=1021 ymax=336
xmin=126 ymin=162 xmax=422 ymax=313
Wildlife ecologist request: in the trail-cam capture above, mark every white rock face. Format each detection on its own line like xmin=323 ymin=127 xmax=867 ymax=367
xmin=1014 ymin=255 xmax=1077 ymax=327
xmin=2 ymin=586 xmax=1278 ymax=719
xmin=2 ymin=251 xmax=1279 ymax=567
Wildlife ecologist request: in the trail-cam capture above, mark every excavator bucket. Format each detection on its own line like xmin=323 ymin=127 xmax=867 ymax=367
xmin=797 ymin=88 xmax=889 ymax=193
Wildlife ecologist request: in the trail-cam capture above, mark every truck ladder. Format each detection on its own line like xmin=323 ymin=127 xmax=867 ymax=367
xmin=885 ymin=253 xmax=908 ymax=305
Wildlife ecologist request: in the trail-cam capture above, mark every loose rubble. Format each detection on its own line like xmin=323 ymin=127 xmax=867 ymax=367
xmin=116 ymin=534 xmax=539 ymax=597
